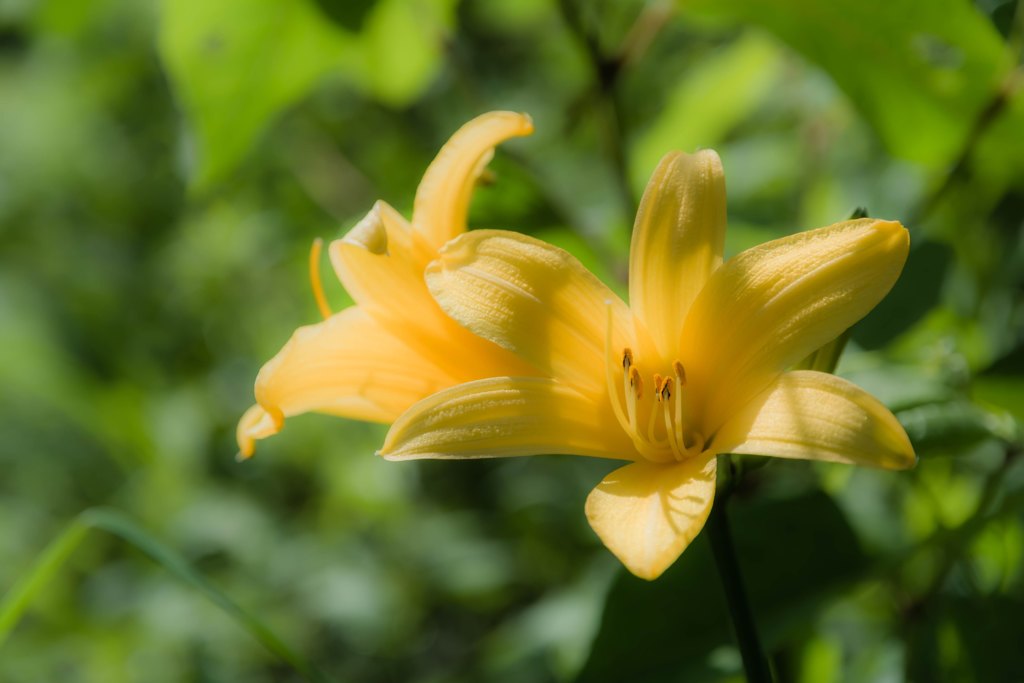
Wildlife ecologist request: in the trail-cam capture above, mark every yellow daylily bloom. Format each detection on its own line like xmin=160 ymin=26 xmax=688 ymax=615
xmin=237 ymin=112 xmax=536 ymax=458
xmin=381 ymin=150 xmax=916 ymax=580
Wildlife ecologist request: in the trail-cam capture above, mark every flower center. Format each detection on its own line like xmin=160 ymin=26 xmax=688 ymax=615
xmin=604 ymin=309 xmax=705 ymax=463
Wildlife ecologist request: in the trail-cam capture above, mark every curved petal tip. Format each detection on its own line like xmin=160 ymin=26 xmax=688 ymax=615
xmin=236 ymin=403 xmax=284 ymax=460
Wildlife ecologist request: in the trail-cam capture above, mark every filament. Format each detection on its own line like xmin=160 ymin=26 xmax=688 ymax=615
xmin=309 ymin=238 xmax=332 ymax=320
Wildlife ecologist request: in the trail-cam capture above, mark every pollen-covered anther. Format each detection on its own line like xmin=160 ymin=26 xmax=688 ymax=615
xmin=628 ymin=366 xmax=643 ymax=399
xmin=659 ymin=377 xmax=674 ymax=402
xmin=672 ymin=360 xmax=686 ymax=386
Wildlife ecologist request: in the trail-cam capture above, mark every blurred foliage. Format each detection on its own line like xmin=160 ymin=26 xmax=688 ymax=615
xmin=1 ymin=0 xmax=1022 ymax=681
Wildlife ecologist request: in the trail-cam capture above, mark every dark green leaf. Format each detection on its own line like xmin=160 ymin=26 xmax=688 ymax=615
xmin=575 ymin=492 xmax=867 ymax=683
xmin=311 ymin=0 xmax=378 ymax=31
xmin=158 ymin=0 xmax=455 ymax=189
xmin=841 ymin=366 xmax=957 ymax=412
xmin=951 ymin=595 xmax=1024 ymax=680
xmin=158 ymin=0 xmax=360 ymax=190
xmin=898 ymin=401 xmax=1008 ymax=454
xmin=681 ymin=0 xmax=1014 ymax=169
xmin=852 ymin=239 xmax=953 ymax=349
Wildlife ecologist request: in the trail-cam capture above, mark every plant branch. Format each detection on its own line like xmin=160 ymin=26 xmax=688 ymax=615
xmin=556 ymin=0 xmax=639 ymax=216
xmin=912 ymin=71 xmax=1018 ymax=225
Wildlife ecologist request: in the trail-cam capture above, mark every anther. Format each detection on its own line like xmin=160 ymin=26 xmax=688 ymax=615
xmin=673 ymin=360 xmax=687 ymax=386
xmin=653 ymin=374 xmax=663 ymax=401
xmin=622 ymin=348 xmax=634 ymax=370
xmin=628 ymin=366 xmax=643 ymax=399
xmin=660 ymin=377 xmax=673 ymax=402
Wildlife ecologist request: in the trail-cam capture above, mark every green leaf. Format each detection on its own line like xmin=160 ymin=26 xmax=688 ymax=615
xmin=158 ymin=0 xmax=360 ymax=190
xmin=0 ymin=508 xmax=335 ymax=683
xmin=680 ymin=0 xmax=1014 ymax=168
xmin=359 ymin=0 xmax=457 ymax=107
xmin=630 ymin=31 xmax=783 ymax=186
xmin=950 ymin=596 xmax=1024 ymax=680
xmin=840 ymin=365 xmax=957 ymax=413
xmin=575 ymin=492 xmax=868 ymax=683
xmin=852 ymin=239 xmax=953 ymax=349
xmin=158 ymin=0 xmax=455 ymax=190
xmin=898 ymin=401 xmax=1011 ymax=455
xmin=974 ymin=88 xmax=1024 ymax=191
xmin=974 ymin=342 xmax=1024 ymax=422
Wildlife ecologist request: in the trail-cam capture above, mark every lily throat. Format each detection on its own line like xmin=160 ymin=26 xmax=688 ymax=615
xmin=607 ymin=346 xmax=707 ymax=464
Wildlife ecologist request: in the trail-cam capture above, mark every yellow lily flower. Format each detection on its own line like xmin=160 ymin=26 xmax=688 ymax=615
xmin=236 ymin=112 xmax=536 ymax=458
xmin=380 ymin=150 xmax=916 ymax=580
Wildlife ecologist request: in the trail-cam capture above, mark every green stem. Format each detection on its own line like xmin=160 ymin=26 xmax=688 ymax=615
xmin=707 ymin=458 xmax=773 ymax=683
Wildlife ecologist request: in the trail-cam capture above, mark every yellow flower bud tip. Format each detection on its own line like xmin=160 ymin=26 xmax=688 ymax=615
xmin=875 ymin=219 xmax=910 ymax=249
xmin=504 ymin=111 xmax=534 ymax=136
xmin=341 ymin=202 xmax=390 ymax=255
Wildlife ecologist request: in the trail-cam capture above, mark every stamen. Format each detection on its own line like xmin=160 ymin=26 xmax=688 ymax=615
xmin=682 ymin=429 xmax=706 ymax=456
xmin=673 ymin=360 xmax=687 ymax=386
xmin=604 ymin=304 xmax=631 ymax=434
xmin=625 ymin=366 xmax=642 ymax=433
xmin=309 ymin=238 xmax=332 ymax=320
xmin=662 ymin=398 xmax=683 ymax=461
xmin=660 ymin=377 xmax=673 ymax=402
xmin=646 ymin=392 xmax=662 ymax=443
xmin=628 ymin=367 xmax=643 ymax=400
xmin=601 ymin=305 xmax=692 ymax=463
xmin=653 ymin=376 xmax=681 ymax=460
xmin=672 ymin=360 xmax=686 ymax=448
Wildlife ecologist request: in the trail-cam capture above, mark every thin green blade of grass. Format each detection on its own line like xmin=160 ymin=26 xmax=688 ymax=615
xmin=0 ymin=507 xmax=336 ymax=683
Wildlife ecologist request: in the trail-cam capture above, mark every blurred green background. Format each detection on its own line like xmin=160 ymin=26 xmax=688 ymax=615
xmin=2 ymin=0 xmax=1023 ymax=680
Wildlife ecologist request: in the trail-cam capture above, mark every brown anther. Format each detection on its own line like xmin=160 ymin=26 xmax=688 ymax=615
xmin=672 ymin=360 xmax=687 ymax=386
xmin=628 ymin=366 xmax=643 ymax=398
xmin=660 ymin=377 xmax=674 ymax=401
xmin=622 ymin=348 xmax=634 ymax=370
xmin=653 ymin=374 xmax=663 ymax=401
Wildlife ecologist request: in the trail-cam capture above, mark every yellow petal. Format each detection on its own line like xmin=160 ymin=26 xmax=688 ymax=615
xmin=412 ymin=111 xmax=534 ymax=250
xmin=330 ymin=201 xmax=436 ymax=323
xmin=248 ymin=307 xmax=457 ymax=453
xmin=680 ymin=218 xmax=909 ymax=433
xmin=380 ymin=377 xmax=637 ymax=461
xmin=585 ymin=457 xmax=717 ymax=580
xmin=426 ymin=230 xmax=636 ymax=397
xmin=630 ymin=150 xmax=726 ymax=361
xmin=713 ymin=370 xmax=916 ymax=469
xmin=330 ymin=204 xmax=536 ymax=382
xmin=236 ymin=403 xmax=283 ymax=459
